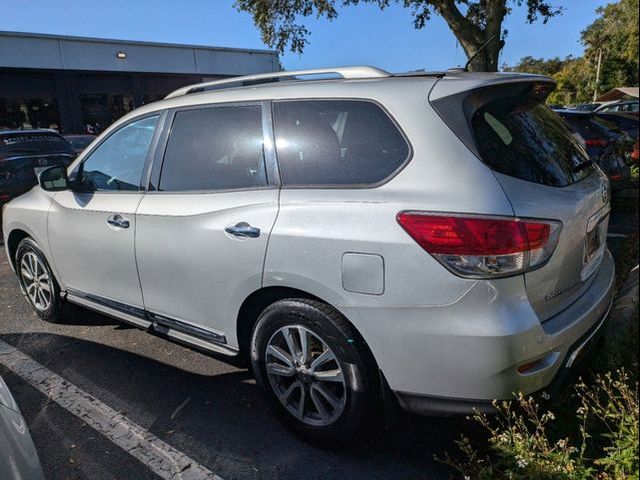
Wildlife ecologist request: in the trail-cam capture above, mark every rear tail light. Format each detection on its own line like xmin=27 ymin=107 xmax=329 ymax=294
xmin=585 ymin=138 xmax=608 ymax=147
xmin=610 ymin=174 xmax=622 ymax=181
xmin=397 ymin=212 xmax=562 ymax=279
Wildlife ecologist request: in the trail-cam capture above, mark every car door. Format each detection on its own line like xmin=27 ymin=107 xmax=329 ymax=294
xmin=48 ymin=113 xmax=163 ymax=312
xmin=135 ymin=103 xmax=279 ymax=350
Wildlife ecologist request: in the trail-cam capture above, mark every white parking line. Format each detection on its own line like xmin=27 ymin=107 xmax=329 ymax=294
xmin=0 ymin=340 xmax=222 ymax=480
xmin=607 ymin=233 xmax=629 ymax=238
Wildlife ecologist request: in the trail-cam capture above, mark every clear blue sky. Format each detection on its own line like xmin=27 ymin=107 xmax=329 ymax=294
xmin=0 ymin=0 xmax=609 ymax=71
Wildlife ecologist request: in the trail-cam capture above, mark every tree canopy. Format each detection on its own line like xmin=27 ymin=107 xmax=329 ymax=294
xmin=235 ymin=0 xmax=562 ymax=71
xmin=505 ymin=0 xmax=639 ymax=105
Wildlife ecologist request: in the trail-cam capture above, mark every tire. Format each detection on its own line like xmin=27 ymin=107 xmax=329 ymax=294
xmin=15 ymin=237 xmax=63 ymax=323
xmin=251 ymin=298 xmax=378 ymax=444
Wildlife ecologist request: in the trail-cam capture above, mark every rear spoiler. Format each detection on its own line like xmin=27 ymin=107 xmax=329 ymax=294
xmin=428 ymin=74 xmax=556 ymax=159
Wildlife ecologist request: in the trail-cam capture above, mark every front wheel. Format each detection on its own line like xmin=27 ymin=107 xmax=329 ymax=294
xmin=251 ymin=299 xmax=378 ymax=443
xmin=15 ymin=238 xmax=63 ymax=323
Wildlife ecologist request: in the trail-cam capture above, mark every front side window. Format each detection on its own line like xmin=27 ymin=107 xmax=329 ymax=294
xmin=159 ymin=106 xmax=266 ymax=192
xmin=273 ymin=100 xmax=410 ymax=186
xmin=80 ymin=115 xmax=159 ymax=191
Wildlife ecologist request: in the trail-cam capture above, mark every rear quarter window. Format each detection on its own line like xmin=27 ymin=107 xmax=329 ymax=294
xmin=272 ymin=100 xmax=410 ymax=186
xmin=471 ymin=99 xmax=593 ymax=187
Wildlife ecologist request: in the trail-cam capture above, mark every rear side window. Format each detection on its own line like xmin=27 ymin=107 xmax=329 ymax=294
xmin=273 ymin=100 xmax=409 ymax=186
xmin=0 ymin=132 xmax=74 ymax=157
xmin=159 ymin=106 xmax=267 ymax=192
xmin=472 ymin=98 xmax=593 ymax=187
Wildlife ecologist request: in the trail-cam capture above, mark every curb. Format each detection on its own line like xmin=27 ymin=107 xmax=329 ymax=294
xmin=605 ymin=264 xmax=639 ymax=340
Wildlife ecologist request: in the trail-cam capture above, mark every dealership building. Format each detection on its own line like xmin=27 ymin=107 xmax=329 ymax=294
xmin=0 ymin=31 xmax=279 ymax=134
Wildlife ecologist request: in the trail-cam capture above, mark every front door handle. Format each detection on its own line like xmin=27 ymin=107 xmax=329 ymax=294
xmin=107 ymin=214 xmax=130 ymax=229
xmin=225 ymin=222 xmax=260 ymax=239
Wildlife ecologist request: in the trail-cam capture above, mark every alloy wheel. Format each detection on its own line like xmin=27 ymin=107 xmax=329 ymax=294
xmin=20 ymin=252 xmax=52 ymax=312
xmin=265 ymin=325 xmax=346 ymax=426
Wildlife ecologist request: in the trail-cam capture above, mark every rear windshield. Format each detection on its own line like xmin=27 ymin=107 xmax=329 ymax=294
xmin=560 ymin=114 xmax=621 ymax=140
xmin=65 ymin=136 xmax=95 ymax=150
xmin=471 ymin=98 xmax=593 ymax=187
xmin=0 ymin=132 xmax=74 ymax=157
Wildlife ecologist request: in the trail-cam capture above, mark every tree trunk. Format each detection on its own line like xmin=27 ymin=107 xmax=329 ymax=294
xmin=434 ymin=0 xmax=507 ymax=72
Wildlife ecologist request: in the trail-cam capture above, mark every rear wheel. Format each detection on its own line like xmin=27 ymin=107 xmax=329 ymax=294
xmin=251 ymin=299 xmax=377 ymax=443
xmin=16 ymin=238 xmax=63 ymax=323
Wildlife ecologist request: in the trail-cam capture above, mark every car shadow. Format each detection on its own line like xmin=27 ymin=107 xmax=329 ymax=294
xmin=0 ymin=330 xmax=476 ymax=480
xmin=58 ymin=303 xmax=125 ymax=327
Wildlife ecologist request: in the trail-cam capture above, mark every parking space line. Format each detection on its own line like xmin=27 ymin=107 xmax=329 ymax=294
xmin=0 ymin=339 xmax=222 ymax=480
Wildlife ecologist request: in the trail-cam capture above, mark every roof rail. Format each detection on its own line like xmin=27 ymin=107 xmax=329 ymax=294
xmin=164 ymin=66 xmax=391 ymax=99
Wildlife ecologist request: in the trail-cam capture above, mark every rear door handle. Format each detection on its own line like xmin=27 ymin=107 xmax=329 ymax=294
xmin=107 ymin=214 xmax=130 ymax=229
xmin=225 ymin=222 xmax=260 ymax=239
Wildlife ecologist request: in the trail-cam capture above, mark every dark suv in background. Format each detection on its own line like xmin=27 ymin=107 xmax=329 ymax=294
xmin=0 ymin=130 xmax=76 ymax=207
xmin=555 ymin=110 xmax=632 ymax=190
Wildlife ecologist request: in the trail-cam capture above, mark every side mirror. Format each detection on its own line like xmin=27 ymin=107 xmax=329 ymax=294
xmin=38 ymin=165 xmax=70 ymax=191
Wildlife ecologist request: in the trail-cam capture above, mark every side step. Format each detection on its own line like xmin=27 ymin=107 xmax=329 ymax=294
xmin=65 ymin=289 xmax=238 ymax=357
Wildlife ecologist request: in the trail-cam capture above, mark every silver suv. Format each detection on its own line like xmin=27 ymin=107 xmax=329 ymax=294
xmin=2 ymin=67 xmax=615 ymax=441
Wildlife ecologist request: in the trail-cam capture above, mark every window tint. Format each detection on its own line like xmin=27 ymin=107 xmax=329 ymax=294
xmin=80 ymin=115 xmax=159 ymax=191
xmin=561 ymin=114 xmax=622 ymax=140
xmin=159 ymin=106 xmax=266 ymax=192
xmin=472 ymin=99 xmax=593 ymax=187
xmin=273 ymin=100 xmax=409 ymax=186
xmin=560 ymin=115 xmax=607 ymax=140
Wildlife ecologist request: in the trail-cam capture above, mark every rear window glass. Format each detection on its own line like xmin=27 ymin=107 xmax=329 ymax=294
xmin=471 ymin=98 xmax=593 ymax=187
xmin=65 ymin=136 xmax=95 ymax=150
xmin=273 ymin=100 xmax=409 ymax=186
xmin=0 ymin=132 xmax=74 ymax=156
xmin=560 ymin=114 xmax=620 ymax=140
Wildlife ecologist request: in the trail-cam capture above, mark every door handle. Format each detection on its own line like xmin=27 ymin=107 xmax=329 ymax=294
xmin=107 ymin=214 xmax=130 ymax=229
xmin=225 ymin=222 xmax=260 ymax=239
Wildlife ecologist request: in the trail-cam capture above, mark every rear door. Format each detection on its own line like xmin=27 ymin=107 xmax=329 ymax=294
xmin=135 ymin=103 xmax=279 ymax=348
xmin=431 ymin=81 xmax=610 ymax=322
xmin=469 ymin=92 xmax=610 ymax=321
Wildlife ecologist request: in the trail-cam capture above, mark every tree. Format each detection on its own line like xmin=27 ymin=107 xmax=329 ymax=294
xmin=581 ymin=0 xmax=639 ymax=98
xmin=235 ymin=0 xmax=562 ymax=72
xmin=504 ymin=0 xmax=639 ymax=105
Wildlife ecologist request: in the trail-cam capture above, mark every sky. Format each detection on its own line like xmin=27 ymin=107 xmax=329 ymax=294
xmin=0 ymin=0 xmax=610 ymax=72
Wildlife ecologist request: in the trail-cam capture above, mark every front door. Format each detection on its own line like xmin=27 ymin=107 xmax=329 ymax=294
xmin=135 ymin=104 xmax=278 ymax=348
xmin=48 ymin=114 xmax=161 ymax=309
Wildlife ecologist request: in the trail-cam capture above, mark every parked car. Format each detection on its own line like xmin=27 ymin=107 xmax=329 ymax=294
xmin=0 ymin=130 xmax=76 ymax=207
xmin=0 ymin=375 xmax=45 ymax=480
xmin=555 ymin=110 xmax=631 ymax=190
xmin=3 ymin=67 xmax=615 ymax=441
xmin=63 ymin=134 xmax=97 ymax=154
xmin=595 ymin=112 xmax=639 ymax=139
xmin=595 ymin=99 xmax=639 ymax=113
xmin=573 ymin=102 xmax=602 ymax=111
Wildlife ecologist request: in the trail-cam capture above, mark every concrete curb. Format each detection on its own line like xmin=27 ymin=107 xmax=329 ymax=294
xmin=605 ymin=264 xmax=639 ymax=340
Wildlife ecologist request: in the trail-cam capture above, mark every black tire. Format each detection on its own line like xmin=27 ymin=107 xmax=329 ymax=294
xmin=15 ymin=237 xmax=63 ymax=323
xmin=251 ymin=298 xmax=378 ymax=444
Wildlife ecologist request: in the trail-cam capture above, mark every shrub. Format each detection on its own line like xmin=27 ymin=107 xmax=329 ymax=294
xmin=438 ymin=371 xmax=638 ymax=479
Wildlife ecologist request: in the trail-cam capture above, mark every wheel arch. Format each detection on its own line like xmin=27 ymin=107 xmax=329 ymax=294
xmin=6 ymin=228 xmax=30 ymax=270
xmin=236 ymin=286 xmax=379 ymax=370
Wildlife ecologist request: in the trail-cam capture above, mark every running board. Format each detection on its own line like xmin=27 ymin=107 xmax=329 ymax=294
xmin=65 ymin=289 xmax=237 ymax=356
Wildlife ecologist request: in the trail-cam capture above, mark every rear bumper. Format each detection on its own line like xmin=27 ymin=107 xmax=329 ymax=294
xmin=395 ymin=293 xmax=612 ymax=416
xmin=343 ymin=250 xmax=615 ymax=415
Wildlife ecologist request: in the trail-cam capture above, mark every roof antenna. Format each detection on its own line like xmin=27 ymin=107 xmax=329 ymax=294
xmin=464 ymin=34 xmax=499 ymax=72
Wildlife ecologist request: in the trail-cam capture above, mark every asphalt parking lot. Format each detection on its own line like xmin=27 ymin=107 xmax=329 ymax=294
xmin=1 ymin=197 xmax=637 ymax=480
xmin=0 ymin=253 xmax=465 ymax=480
